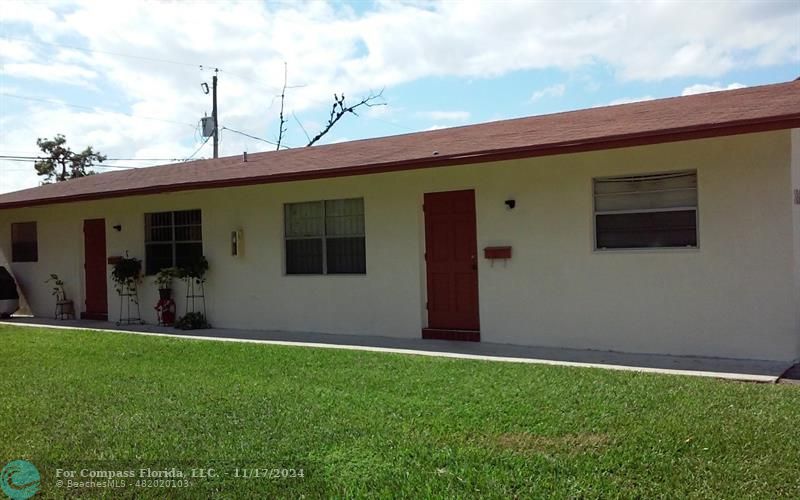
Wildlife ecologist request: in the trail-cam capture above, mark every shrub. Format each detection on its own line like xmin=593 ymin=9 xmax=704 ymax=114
xmin=174 ymin=312 xmax=210 ymax=330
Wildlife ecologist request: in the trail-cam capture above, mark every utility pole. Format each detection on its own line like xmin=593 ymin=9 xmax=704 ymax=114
xmin=212 ymin=69 xmax=219 ymax=159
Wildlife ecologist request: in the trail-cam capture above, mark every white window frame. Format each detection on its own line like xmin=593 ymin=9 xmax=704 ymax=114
xmin=144 ymin=209 xmax=203 ymax=274
xmin=592 ymin=170 xmax=699 ymax=252
xmin=283 ymin=198 xmax=366 ymax=275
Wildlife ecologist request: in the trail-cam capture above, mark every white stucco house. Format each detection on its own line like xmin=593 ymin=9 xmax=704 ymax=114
xmin=1 ymin=81 xmax=799 ymax=363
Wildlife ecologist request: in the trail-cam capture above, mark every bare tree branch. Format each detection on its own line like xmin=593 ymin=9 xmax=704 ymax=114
xmin=275 ymin=62 xmax=288 ymax=151
xmin=306 ymin=89 xmax=386 ymax=147
xmin=268 ymin=63 xmax=386 ymax=150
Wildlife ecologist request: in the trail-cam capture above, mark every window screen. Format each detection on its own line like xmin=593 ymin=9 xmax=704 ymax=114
xmin=285 ymin=198 xmax=365 ymax=274
xmin=11 ymin=222 xmax=38 ymax=262
xmin=145 ymin=210 xmax=202 ymax=274
xmin=594 ymin=171 xmax=697 ymax=249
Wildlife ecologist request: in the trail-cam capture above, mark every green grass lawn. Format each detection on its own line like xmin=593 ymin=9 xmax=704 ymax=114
xmin=1 ymin=325 xmax=798 ymax=498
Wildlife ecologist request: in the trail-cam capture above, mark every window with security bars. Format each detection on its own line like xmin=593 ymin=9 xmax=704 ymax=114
xmin=145 ymin=210 xmax=203 ymax=274
xmin=594 ymin=171 xmax=698 ymax=249
xmin=11 ymin=221 xmax=38 ymax=262
xmin=284 ymin=198 xmax=365 ymax=274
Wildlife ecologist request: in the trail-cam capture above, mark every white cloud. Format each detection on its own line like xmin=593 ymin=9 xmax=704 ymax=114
xmin=2 ymin=62 xmax=98 ymax=87
xmin=0 ymin=101 xmax=205 ymax=194
xmin=529 ymin=83 xmax=566 ymax=102
xmin=417 ymin=110 xmax=470 ymax=121
xmin=0 ymin=39 xmax=36 ymax=62
xmin=0 ymin=2 xmax=60 ymax=31
xmin=0 ymin=0 xmax=798 ymax=193
xmin=681 ymin=82 xmax=747 ymax=96
xmin=2 ymin=1 xmax=796 ymax=94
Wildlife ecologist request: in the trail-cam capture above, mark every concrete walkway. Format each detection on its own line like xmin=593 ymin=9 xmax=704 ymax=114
xmin=0 ymin=317 xmax=792 ymax=383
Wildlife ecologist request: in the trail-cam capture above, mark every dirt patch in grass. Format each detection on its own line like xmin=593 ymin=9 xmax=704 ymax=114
xmin=493 ymin=432 xmax=612 ymax=455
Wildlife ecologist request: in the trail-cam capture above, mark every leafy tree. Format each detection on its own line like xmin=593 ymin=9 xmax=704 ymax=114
xmin=34 ymin=134 xmax=106 ymax=183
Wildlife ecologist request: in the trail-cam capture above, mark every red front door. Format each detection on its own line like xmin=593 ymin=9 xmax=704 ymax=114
xmin=83 ymin=219 xmax=108 ymax=320
xmin=423 ymin=190 xmax=480 ymax=337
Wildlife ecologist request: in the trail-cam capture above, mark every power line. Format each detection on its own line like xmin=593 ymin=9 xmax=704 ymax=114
xmin=1 ymin=38 xmax=386 ymax=163
xmin=221 ymin=126 xmax=291 ymax=149
xmin=216 ymin=68 xmax=283 ymax=92
xmin=2 ymin=36 xmax=285 ymax=92
xmin=184 ymin=134 xmax=213 ymax=161
xmin=2 ymin=36 xmax=207 ymax=69
xmin=2 ymin=141 xmax=214 ymax=166
xmin=0 ymin=93 xmax=197 ymax=128
xmin=0 ymin=155 xmax=183 ymax=162
xmin=0 ymin=158 xmax=137 ymax=169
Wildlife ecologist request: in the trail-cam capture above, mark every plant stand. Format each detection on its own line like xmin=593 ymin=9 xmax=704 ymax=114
xmin=185 ymin=278 xmax=207 ymax=317
xmin=117 ymin=282 xmax=144 ymax=326
xmin=55 ymin=299 xmax=74 ymax=320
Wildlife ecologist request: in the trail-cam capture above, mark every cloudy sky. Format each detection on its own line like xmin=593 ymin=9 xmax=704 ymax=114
xmin=1 ymin=0 xmax=798 ymax=194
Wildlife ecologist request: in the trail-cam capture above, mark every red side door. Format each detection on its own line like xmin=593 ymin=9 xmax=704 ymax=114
xmin=83 ymin=219 xmax=108 ymax=320
xmin=424 ymin=190 xmax=480 ymax=333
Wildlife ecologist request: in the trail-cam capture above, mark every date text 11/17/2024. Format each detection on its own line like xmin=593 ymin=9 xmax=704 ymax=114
xmin=138 ymin=468 xmax=306 ymax=480
xmin=230 ymin=468 xmax=305 ymax=479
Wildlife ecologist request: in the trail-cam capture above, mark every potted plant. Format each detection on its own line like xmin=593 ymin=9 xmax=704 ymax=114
xmin=45 ymin=273 xmax=66 ymax=301
xmin=112 ymin=255 xmax=143 ymax=325
xmin=45 ymin=273 xmax=74 ymax=319
xmin=175 ymin=256 xmax=210 ymax=330
xmin=154 ymin=267 xmax=178 ymax=326
xmin=178 ymin=256 xmax=209 ymax=284
xmin=154 ymin=267 xmax=179 ymax=300
xmin=111 ymin=256 xmax=142 ymax=296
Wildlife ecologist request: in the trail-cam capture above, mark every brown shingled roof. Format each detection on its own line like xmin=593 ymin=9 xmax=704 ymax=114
xmin=2 ymin=80 xmax=799 ymax=209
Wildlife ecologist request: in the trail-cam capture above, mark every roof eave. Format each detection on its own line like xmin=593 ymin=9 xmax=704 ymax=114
xmin=2 ymin=114 xmax=799 ymax=211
